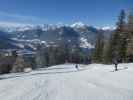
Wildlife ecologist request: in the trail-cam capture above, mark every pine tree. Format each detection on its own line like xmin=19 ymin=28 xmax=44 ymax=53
xmin=115 ymin=9 xmax=128 ymax=62
xmin=107 ymin=32 xmax=121 ymax=63
xmin=127 ymin=10 xmax=133 ymax=62
xmin=106 ymin=9 xmax=128 ymax=63
xmin=102 ymin=39 xmax=110 ymax=64
xmin=116 ymin=9 xmax=126 ymax=32
xmin=92 ymin=31 xmax=104 ymax=63
xmin=11 ymin=55 xmax=27 ymax=73
xmin=48 ymin=47 xmax=57 ymax=66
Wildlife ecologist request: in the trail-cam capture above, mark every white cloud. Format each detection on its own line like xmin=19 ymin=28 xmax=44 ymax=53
xmin=96 ymin=26 xmax=116 ymax=30
xmin=0 ymin=11 xmax=44 ymax=25
xmin=0 ymin=21 xmax=32 ymax=27
xmin=101 ymin=26 xmax=116 ymax=30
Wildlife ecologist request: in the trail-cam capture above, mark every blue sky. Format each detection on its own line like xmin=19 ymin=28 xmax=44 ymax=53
xmin=0 ymin=0 xmax=132 ymax=27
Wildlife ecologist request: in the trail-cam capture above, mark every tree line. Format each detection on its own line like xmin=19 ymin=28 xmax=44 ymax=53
xmin=0 ymin=40 xmax=90 ymax=74
xmin=92 ymin=9 xmax=133 ymax=64
xmin=35 ymin=43 xmax=90 ymax=68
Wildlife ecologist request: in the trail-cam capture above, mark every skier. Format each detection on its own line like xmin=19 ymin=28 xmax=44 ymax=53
xmin=113 ymin=58 xmax=118 ymax=71
xmin=75 ymin=64 xmax=79 ymax=70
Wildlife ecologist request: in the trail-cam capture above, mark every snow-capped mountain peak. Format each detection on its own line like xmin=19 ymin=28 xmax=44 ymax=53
xmin=71 ymin=22 xmax=86 ymax=28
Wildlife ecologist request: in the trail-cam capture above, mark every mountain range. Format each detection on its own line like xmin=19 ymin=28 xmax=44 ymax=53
xmin=0 ymin=22 xmax=114 ymax=52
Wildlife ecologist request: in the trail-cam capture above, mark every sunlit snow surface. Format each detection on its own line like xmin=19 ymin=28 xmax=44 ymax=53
xmin=0 ymin=63 xmax=133 ymax=100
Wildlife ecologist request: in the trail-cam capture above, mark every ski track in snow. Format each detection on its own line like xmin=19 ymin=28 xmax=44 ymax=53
xmin=0 ymin=63 xmax=133 ymax=100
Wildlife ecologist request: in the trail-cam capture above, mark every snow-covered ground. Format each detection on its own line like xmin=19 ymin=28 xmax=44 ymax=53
xmin=0 ymin=63 xmax=133 ymax=100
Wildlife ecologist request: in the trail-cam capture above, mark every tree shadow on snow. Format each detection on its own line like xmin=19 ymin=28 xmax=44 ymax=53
xmin=110 ymin=67 xmax=128 ymax=72
xmin=37 ymin=67 xmax=73 ymax=71
xmin=0 ymin=67 xmax=88 ymax=80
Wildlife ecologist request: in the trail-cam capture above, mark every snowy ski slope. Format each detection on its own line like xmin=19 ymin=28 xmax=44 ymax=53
xmin=0 ymin=63 xmax=133 ymax=100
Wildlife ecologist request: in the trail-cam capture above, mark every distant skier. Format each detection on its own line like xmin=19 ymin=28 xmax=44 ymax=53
xmin=113 ymin=58 xmax=118 ymax=71
xmin=75 ymin=64 xmax=79 ymax=70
